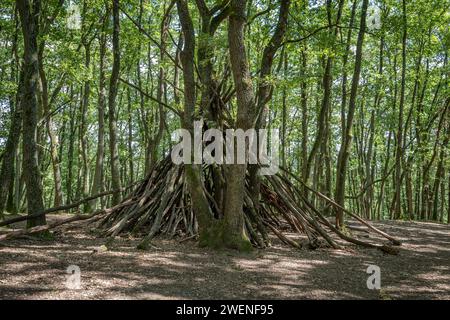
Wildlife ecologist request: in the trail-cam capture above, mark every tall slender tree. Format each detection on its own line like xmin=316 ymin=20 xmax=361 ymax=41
xmin=108 ymin=0 xmax=122 ymax=205
xmin=335 ymin=0 xmax=369 ymax=228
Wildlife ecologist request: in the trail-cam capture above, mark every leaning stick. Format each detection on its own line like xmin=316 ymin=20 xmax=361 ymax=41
xmin=0 ymin=180 xmax=142 ymax=228
xmin=0 ymin=212 xmax=102 ymax=241
xmin=0 ymin=199 xmax=137 ymax=242
xmin=280 ymin=168 xmax=402 ymax=246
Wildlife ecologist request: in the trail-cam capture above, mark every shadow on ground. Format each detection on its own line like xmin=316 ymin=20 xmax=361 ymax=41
xmin=0 ymin=218 xmax=449 ymax=300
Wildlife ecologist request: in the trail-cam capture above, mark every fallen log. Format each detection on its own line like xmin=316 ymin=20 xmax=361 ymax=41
xmin=0 ymin=181 xmax=142 ymax=228
xmin=0 ymin=211 xmax=103 ymax=241
xmin=0 ymin=199 xmax=137 ymax=241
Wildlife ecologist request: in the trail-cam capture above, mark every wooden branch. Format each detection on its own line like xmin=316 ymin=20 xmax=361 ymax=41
xmin=0 ymin=181 xmax=141 ymax=227
xmin=345 ymin=164 xmax=395 ymax=199
xmin=265 ymin=223 xmax=301 ymax=249
xmin=284 ymin=24 xmax=336 ymax=45
xmin=0 ymin=211 xmax=103 ymax=241
xmin=247 ymin=3 xmax=276 ymax=26
xmin=119 ymin=5 xmax=179 ymax=67
xmin=210 ymin=3 xmax=231 ymax=34
xmin=195 ymin=0 xmax=210 ymax=17
xmin=119 ymin=78 xmax=183 ymax=118
xmin=0 ymin=199 xmax=137 ymax=242
xmin=280 ymin=168 xmax=402 ymax=246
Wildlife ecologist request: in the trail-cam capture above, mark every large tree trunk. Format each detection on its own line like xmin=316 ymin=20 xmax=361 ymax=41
xmin=108 ymin=0 xmax=122 ymax=205
xmin=16 ymin=0 xmax=46 ymax=227
xmin=223 ymin=0 xmax=256 ymax=251
xmin=174 ymin=0 xmax=213 ymax=249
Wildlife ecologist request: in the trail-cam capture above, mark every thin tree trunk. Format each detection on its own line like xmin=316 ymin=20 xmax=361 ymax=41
xmin=281 ymin=51 xmax=288 ymax=170
xmin=66 ymin=89 xmax=76 ymax=205
xmin=127 ymin=87 xmax=134 ymax=184
xmin=13 ymin=146 xmax=22 ymax=213
xmin=90 ymin=27 xmax=107 ymax=211
xmin=38 ymin=56 xmax=64 ymax=208
xmin=145 ymin=1 xmax=171 ymax=174
xmin=0 ymin=71 xmax=23 ymax=217
xmin=432 ymin=115 xmax=449 ymax=220
xmin=393 ymin=0 xmax=408 ymax=220
xmin=448 ymin=173 xmax=450 ymax=224
xmin=335 ymin=0 xmax=369 ymax=228
xmin=248 ymin=0 xmax=290 ymax=214
xmin=79 ymin=41 xmax=92 ymax=211
xmin=108 ymin=0 xmax=122 ymax=205
xmin=304 ymin=0 xmax=345 ymax=190
xmin=340 ymin=0 xmax=357 ymax=136
xmin=300 ymin=48 xmax=308 ymax=187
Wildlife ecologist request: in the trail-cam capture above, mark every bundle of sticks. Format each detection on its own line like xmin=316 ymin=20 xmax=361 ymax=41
xmin=95 ymin=156 xmax=401 ymax=253
xmin=0 ymin=155 xmax=401 ymax=254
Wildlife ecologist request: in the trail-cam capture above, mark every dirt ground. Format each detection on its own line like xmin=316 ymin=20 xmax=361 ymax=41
xmin=0 ymin=216 xmax=449 ymax=300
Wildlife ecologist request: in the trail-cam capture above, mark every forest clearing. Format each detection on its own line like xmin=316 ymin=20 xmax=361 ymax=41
xmin=0 ymin=0 xmax=449 ymax=302
xmin=1 ymin=216 xmax=449 ymax=299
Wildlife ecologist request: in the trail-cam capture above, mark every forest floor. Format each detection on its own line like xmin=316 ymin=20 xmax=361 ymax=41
xmin=0 ymin=215 xmax=449 ymax=300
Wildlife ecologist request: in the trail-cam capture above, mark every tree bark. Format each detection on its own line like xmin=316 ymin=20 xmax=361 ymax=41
xmin=175 ymin=0 xmax=213 ymax=247
xmin=224 ymin=0 xmax=256 ymax=250
xmin=16 ymin=0 xmax=46 ymax=227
